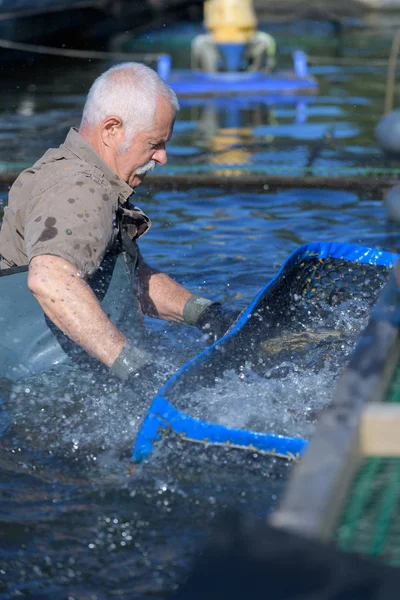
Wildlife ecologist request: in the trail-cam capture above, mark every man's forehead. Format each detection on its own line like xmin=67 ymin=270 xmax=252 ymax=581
xmin=147 ymin=119 xmax=175 ymax=142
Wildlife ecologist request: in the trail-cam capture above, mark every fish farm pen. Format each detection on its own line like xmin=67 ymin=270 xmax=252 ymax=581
xmin=4 ymin=0 xmax=400 ymax=598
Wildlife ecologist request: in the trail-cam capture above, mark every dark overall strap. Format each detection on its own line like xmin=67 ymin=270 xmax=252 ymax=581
xmin=116 ymin=201 xmax=151 ymax=294
xmin=116 ymin=202 xmax=151 ymax=252
xmin=119 ymin=226 xmax=139 ymax=262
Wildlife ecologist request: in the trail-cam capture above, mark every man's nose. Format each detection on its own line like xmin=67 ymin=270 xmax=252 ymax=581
xmin=153 ymin=148 xmax=167 ymax=165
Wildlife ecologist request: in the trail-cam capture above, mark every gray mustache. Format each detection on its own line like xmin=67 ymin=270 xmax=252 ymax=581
xmin=135 ymin=160 xmax=156 ymax=175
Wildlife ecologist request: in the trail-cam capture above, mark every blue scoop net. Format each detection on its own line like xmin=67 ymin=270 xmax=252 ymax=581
xmin=132 ymin=242 xmax=399 ymax=463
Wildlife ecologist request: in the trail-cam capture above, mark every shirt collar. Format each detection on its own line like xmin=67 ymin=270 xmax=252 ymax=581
xmin=62 ymin=128 xmax=134 ymax=203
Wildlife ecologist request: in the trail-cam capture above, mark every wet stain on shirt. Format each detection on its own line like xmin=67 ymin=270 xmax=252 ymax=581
xmin=36 ymin=217 xmax=58 ymax=242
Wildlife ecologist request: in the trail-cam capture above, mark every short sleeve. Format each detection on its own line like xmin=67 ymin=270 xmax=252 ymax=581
xmin=25 ymin=173 xmax=115 ymax=275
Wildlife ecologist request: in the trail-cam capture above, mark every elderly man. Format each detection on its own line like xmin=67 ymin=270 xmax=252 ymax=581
xmin=0 ymin=62 xmax=236 ymax=383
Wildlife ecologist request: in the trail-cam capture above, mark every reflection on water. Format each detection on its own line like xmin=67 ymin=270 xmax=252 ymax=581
xmin=0 ymin=21 xmax=399 ymax=599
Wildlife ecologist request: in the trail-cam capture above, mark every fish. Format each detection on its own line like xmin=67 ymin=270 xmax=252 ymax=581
xmin=259 ymin=329 xmax=346 ymax=356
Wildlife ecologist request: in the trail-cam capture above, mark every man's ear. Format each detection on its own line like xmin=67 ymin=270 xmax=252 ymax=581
xmin=101 ymin=116 xmax=124 ymax=147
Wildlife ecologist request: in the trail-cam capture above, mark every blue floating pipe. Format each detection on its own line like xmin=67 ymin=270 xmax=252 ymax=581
xmin=159 ymin=48 xmax=317 ymax=96
xmin=217 ymin=42 xmax=246 ymax=72
xmin=132 ymin=242 xmax=399 ymax=463
xmin=157 ymin=53 xmax=172 ymax=81
xmin=293 ymin=50 xmax=308 ymax=78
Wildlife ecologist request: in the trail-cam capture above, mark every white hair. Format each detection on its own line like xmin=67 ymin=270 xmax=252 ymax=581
xmin=80 ymin=62 xmax=179 ymax=151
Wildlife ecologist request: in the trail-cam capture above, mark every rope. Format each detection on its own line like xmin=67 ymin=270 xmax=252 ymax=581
xmin=254 ymin=0 xmax=369 ymax=25
xmin=0 ymin=37 xmax=164 ymax=62
xmin=159 ymin=429 xmax=301 ymax=461
xmin=385 ymin=29 xmax=400 ymax=115
xmin=0 ymin=0 xmax=102 ymax=22
xmin=1 ymin=35 xmax=397 ymax=71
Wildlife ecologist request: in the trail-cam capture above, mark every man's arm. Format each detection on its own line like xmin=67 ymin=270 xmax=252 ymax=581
xmin=137 ymin=257 xmax=194 ymax=321
xmin=28 ymin=254 xmax=128 ymax=367
xmin=137 ymin=257 xmax=242 ymax=342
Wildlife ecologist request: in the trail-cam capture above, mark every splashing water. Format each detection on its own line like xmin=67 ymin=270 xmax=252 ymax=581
xmin=176 ymin=296 xmax=369 ymax=440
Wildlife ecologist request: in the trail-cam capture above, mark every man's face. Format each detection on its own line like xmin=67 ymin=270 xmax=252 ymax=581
xmin=115 ymin=96 xmax=175 ymax=188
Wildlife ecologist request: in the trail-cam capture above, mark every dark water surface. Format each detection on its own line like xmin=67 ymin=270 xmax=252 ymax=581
xmin=1 ymin=20 xmax=399 ymax=599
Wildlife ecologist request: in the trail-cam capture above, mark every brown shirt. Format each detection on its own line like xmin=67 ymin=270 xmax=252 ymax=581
xmin=0 ymin=128 xmax=149 ymax=276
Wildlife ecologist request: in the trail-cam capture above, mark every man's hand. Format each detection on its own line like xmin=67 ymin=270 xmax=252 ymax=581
xmin=183 ymin=295 xmax=242 ymax=344
xmin=195 ymin=302 xmax=241 ymax=343
xmin=110 ymin=342 xmax=174 ymax=396
xmin=110 ymin=341 xmax=153 ymax=381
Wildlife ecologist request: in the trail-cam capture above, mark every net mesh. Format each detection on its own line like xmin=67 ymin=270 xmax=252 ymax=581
xmin=336 ymin=367 xmax=400 ymax=565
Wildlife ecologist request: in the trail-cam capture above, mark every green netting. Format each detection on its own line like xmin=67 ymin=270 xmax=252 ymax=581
xmin=386 ymin=365 xmax=400 ymax=405
xmin=337 ymin=457 xmax=400 ymax=564
xmin=336 ymin=367 xmax=400 ymax=564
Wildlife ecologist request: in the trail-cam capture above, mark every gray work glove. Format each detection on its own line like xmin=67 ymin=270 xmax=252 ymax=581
xmin=110 ymin=342 xmax=173 ymax=394
xmin=110 ymin=342 xmax=154 ymax=384
xmin=183 ymin=295 xmax=241 ymax=344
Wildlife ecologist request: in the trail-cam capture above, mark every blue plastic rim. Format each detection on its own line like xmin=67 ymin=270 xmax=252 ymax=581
xmin=132 ymin=242 xmax=399 ymax=463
